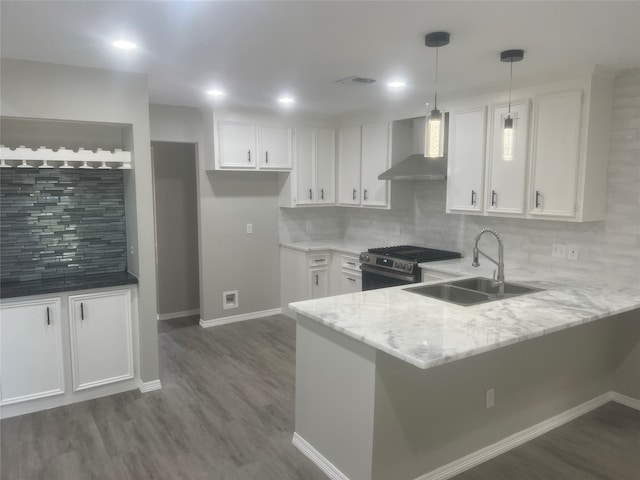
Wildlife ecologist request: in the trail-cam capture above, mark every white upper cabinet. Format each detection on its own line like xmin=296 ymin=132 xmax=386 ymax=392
xmin=281 ymin=126 xmax=335 ymax=207
xmin=1 ymin=298 xmax=65 ymax=406
xmin=446 ymin=106 xmax=487 ymax=213
xmin=337 ymin=125 xmax=362 ymax=205
xmin=360 ymin=122 xmax=390 ymax=207
xmin=217 ymin=121 xmax=257 ymax=169
xmin=528 ymin=90 xmax=582 ymax=218
xmin=485 ymin=101 xmax=530 ymax=216
xmin=258 ymin=125 xmax=292 ymax=170
xmin=213 ymin=116 xmax=292 ymax=171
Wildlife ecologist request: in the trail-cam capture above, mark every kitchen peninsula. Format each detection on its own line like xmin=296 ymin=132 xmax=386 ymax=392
xmin=290 ymin=261 xmax=640 ymax=480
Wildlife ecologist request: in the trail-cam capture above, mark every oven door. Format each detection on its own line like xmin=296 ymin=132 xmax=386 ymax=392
xmin=361 ymin=265 xmax=417 ymax=291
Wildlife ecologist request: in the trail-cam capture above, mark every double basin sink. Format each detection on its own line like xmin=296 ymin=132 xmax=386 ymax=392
xmin=405 ymin=277 xmax=543 ymax=306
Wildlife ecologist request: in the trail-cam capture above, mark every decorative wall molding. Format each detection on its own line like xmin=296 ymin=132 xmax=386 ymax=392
xmin=139 ymin=379 xmax=162 ymax=393
xmin=199 ymin=308 xmax=282 ymax=328
xmin=292 ymin=432 xmax=349 ymax=480
xmin=157 ymin=309 xmax=200 ymax=321
xmin=611 ymin=392 xmax=640 ymax=411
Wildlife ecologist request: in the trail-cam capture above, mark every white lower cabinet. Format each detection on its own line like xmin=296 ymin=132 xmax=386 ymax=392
xmin=310 ymin=268 xmax=329 ymax=299
xmin=340 ymin=270 xmax=362 ymax=294
xmin=68 ymin=290 xmax=134 ymax=391
xmin=0 ymin=298 xmax=65 ymax=405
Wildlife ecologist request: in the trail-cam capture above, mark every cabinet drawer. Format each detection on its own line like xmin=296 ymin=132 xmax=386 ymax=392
xmin=341 ymin=254 xmax=360 ymax=270
xmin=308 ymin=253 xmax=329 ymax=267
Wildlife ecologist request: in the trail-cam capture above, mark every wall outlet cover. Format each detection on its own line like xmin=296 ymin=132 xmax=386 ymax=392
xmin=223 ymin=290 xmax=239 ymax=310
xmin=567 ymin=244 xmax=579 ymax=260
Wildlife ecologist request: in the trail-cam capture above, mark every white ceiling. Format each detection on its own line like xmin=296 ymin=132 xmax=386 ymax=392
xmin=1 ymin=1 xmax=639 ymax=116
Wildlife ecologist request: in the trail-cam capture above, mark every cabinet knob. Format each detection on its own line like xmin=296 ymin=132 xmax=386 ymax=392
xmin=491 ymin=190 xmax=497 ymax=207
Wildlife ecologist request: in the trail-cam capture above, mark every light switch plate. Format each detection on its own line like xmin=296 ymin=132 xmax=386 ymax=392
xmin=552 ymin=243 xmax=566 ymax=258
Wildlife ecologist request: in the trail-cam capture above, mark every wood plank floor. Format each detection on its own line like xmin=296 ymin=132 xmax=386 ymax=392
xmin=2 ymin=314 xmax=639 ymax=479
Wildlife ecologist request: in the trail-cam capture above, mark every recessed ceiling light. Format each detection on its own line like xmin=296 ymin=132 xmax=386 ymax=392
xmin=387 ymin=81 xmax=407 ymax=90
xmin=207 ymin=89 xmax=225 ymax=97
xmin=278 ymin=96 xmax=295 ymax=105
xmin=112 ymin=40 xmax=137 ymax=50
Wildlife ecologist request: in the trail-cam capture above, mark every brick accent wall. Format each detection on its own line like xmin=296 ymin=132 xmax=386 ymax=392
xmin=1 ymin=169 xmax=127 ymax=282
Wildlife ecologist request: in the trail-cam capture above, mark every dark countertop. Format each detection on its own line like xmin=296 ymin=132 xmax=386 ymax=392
xmin=0 ymin=272 xmax=139 ymax=299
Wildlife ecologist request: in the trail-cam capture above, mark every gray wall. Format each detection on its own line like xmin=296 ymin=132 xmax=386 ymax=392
xmin=149 ymin=104 xmax=281 ymax=322
xmin=0 ymin=59 xmax=159 ymax=382
xmin=279 ymin=69 xmax=640 ymax=289
xmin=152 ymin=142 xmax=199 ymax=316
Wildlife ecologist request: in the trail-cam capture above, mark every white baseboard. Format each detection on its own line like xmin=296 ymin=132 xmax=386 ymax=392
xmin=199 ymin=307 xmax=283 ymax=328
xmin=292 ymin=432 xmax=349 ymax=480
xmin=415 ymin=392 xmax=614 ymax=480
xmin=611 ymin=391 xmax=640 ymax=411
xmin=157 ymin=309 xmax=200 ymax=321
xmin=139 ymin=379 xmax=162 ymax=393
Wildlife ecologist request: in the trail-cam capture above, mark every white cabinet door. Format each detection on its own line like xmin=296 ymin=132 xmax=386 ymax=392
xmin=447 ymin=106 xmax=487 ymax=213
xmin=295 ymin=127 xmax=315 ymax=205
xmin=340 ymin=270 xmax=362 ymax=294
xmin=68 ymin=290 xmax=133 ymax=391
xmin=486 ymin=101 xmax=530 ymax=215
xmin=360 ymin=122 xmax=390 ymax=207
xmin=218 ymin=121 xmax=256 ymax=169
xmin=529 ymin=90 xmax=582 ymax=218
xmin=0 ymin=298 xmax=64 ymax=405
xmin=338 ymin=126 xmax=362 ymax=205
xmin=315 ymin=127 xmax=336 ymax=204
xmin=259 ymin=125 xmax=292 ymax=170
xmin=310 ymin=268 xmax=329 ymax=299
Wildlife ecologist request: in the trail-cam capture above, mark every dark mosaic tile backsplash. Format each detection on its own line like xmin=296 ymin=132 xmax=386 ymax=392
xmin=1 ymin=169 xmax=127 ymax=282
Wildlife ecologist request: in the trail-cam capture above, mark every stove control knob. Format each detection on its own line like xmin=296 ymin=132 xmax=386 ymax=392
xmin=360 ymin=253 xmax=370 ymax=262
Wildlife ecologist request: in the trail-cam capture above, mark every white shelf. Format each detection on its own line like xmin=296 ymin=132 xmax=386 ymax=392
xmin=0 ymin=145 xmax=132 ymax=170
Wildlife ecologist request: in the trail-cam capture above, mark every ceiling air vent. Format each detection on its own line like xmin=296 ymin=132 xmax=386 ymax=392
xmin=335 ymin=76 xmax=377 ymax=86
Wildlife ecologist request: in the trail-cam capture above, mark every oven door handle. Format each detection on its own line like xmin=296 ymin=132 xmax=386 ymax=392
xmin=360 ymin=264 xmax=416 ymax=283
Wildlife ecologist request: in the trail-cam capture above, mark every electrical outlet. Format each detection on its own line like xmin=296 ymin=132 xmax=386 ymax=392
xmin=223 ymin=290 xmax=239 ymax=310
xmin=567 ymin=244 xmax=579 ymax=260
xmin=246 ymin=223 xmax=253 ymax=234
xmin=486 ymin=388 xmax=495 ymax=409
xmin=552 ymin=243 xmax=566 ymax=258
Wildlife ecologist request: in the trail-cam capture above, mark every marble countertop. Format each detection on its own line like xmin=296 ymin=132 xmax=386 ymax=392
xmin=1 ymin=272 xmax=139 ymax=299
xmin=290 ymin=259 xmax=640 ymax=370
xmin=280 ymin=240 xmax=366 ymax=256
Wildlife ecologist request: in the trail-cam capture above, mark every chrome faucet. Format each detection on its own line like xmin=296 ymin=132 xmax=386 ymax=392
xmin=472 ymin=227 xmax=505 ymax=297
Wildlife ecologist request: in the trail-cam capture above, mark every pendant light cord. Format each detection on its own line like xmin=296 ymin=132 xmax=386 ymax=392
xmin=434 ymin=47 xmax=439 ymax=110
xmin=508 ymin=59 xmax=513 ymax=115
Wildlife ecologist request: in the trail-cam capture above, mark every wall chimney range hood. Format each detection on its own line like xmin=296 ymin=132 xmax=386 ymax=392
xmin=378 ymin=114 xmax=448 ymax=181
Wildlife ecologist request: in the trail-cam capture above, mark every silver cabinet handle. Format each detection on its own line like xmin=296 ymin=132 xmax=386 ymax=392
xmin=347 ymin=277 xmax=356 ymax=282
xmin=535 ymin=190 xmax=541 ymax=208
xmin=248 ymin=150 xmax=251 ymax=163
xmin=315 ymin=274 xmax=319 ymax=286
xmin=491 ymin=190 xmax=497 ymax=207
xmin=321 ymin=188 xmax=324 ymax=200
xmin=352 ymin=188 xmax=356 ymax=200
xmin=363 ymin=189 xmax=368 ymax=201
xmin=265 ymin=151 xmax=269 ymax=164
xmin=46 ymin=306 xmax=50 ymax=325
xmin=471 ymin=190 xmax=476 ymax=206
xmin=309 ymin=188 xmax=313 ymax=200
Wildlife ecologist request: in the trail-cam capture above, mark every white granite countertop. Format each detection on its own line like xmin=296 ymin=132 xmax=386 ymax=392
xmin=290 ymin=258 xmax=640 ymax=370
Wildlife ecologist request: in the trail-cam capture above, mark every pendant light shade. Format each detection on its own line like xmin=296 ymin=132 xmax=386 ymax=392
xmin=500 ymin=49 xmax=524 ymax=161
xmin=424 ymin=32 xmax=450 ymax=158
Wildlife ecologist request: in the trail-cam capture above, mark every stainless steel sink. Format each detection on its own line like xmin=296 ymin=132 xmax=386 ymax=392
xmin=404 ymin=277 xmax=543 ymax=306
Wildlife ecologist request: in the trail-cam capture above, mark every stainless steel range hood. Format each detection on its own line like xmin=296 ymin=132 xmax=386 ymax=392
xmin=378 ymin=114 xmax=448 ymax=181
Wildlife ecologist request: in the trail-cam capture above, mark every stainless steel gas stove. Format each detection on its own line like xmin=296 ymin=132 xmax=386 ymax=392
xmin=360 ymin=245 xmax=461 ymax=291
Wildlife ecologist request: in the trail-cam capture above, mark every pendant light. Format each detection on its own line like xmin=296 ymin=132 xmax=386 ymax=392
xmin=500 ymin=49 xmax=524 ymax=161
xmin=424 ymin=31 xmax=450 ymax=158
